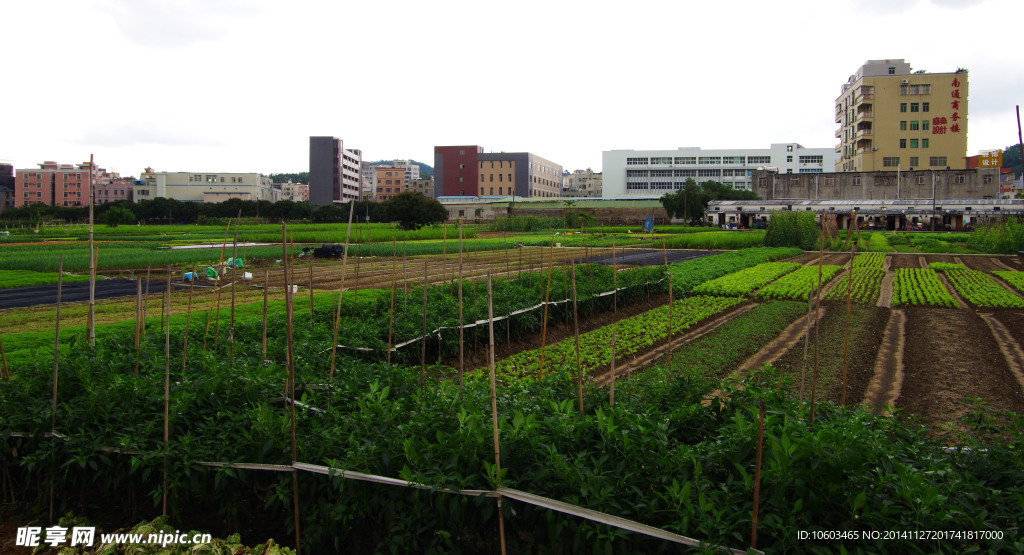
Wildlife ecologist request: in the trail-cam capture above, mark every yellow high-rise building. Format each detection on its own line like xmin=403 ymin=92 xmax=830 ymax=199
xmin=835 ymin=59 xmax=967 ymax=172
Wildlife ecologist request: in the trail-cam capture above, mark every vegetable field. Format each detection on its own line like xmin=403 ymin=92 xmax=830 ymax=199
xmin=2 ymin=242 xmax=1024 ymax=554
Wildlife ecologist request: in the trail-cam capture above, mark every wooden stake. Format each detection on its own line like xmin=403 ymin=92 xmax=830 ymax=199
xmin=162 ymin=265 xmax=171 ymax=516
xmin=609 ymin=330 xmax=617 ymax=406
xmin=262 ymin=268 xmax=269 ymax=360
xmin=142 ymin=266 xmax=151 ymax=339
xmin=0 ymin=335 xmax=9 ymax=381
xmin=458 ymin=219 xmax=465 ymax=389
xmin=388 ymin=239 xmax=397 ymax=364
xmin=538 ymin=239 xmax=555 ymax=380
xmin=841 ymin=215 xmax=856 ymax=406
xmin=667 ymin=273 xmax=674 ymax=370
xmin=229 ymin=224 xmax=239 ymax=365
xmin=134 ymin=278 xmax=142 ymax=374
xmin=209 ymin=221 xmax=231 ymax=351
xmin=810 ymin=229 xmax=825 ymax=425
xmin=441 ymin=221 xmax=448 ymax=282
xmin=485 ymin=272 xmax=508 ymax=555
xmin=571 ymin=260 xmax=584 ymax=417
xmin=282 ymin=223 xmax=301 ymax=553
xmin=309 ymin=265 xmax=314 ymax=325
xmin=799 ymin=274 xmax=814 ymax=401
xmin=88 ymin=154 xmax=95 ymax=348
xmin=420 ymin=260 xmax=429 ymax=393
xmin=329 ymin=202 xmax=355 ymax=381
xmin=181 ymin=265 xmax=196 ymax=375
xmin=50 ymin=255 xmax=63 ymax=524
xmin=612 ymin=236 xmax=617 ymax=313
xmin=751 ymin=400 xmax=765 ymax=550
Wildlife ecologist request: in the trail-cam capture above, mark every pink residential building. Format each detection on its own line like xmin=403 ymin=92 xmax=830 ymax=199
xmin=15 ymin=160 xmax=130 ymax=207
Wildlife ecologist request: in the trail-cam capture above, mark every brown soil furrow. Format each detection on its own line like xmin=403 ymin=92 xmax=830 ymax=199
xmin=935 ymin=273 xmax=968 ymax=309
xmin=897 ymin=307 xmax=1024 ymax=439
xmin=737 ymin=305 xmax=829 ymax=373
xmin=978 ymin=313 xmax=1024 ymax=394
xmin=917 ymin=255 xmax=929 ymax=269
xmin=591 ymin=302 xmax=756 ymax=386
xmin=877 ymin=273 xmax=894 ymax=308
xmin=862 ymin=309 xmax=905 ymax=415
xmin=990 ymin=257 xmax=1017 ymax=272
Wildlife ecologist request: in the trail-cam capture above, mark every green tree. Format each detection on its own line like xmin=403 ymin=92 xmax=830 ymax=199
xmin=1004 ymin=143 xmax=1023 ymax=178
xmin=383 ymin=191 xmax=447 ymax=230
xmin=101 ymin=206 xmax=136 ymax=227
xmin=660 ymin=179 xmax=760 ymax=223
xmin=268 ymin=172 xmax=309 ymax=184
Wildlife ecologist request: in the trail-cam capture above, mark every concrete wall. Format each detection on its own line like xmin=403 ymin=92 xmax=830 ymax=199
xmin=753 ymin=168 xmax=999 ymax=201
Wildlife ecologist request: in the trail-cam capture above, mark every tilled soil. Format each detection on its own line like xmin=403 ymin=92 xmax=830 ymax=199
xmin=896 ymin=307 xmax=1024 ymax=438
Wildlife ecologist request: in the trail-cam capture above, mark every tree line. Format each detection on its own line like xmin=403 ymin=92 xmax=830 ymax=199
xmin=0 ymin=192 xmax=448 ymax=229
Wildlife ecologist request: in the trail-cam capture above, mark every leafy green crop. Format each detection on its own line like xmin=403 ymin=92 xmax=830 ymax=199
xmin=823 ymin=268 xmax=886 ymax=305
xmin=928 ymin=262 xmax=966 ymax=271
xmin=668 ymin=246 xmax=802 ymax=297
xmin=943 ymin=268 xmax=1024 ymax=308
xmin=692 ymin=262 xmax=801 ymax=297
xmin=756 ymin=265 xmax=842 ymax=301
xmin=892 ymin=268 xmax=957 ymax=307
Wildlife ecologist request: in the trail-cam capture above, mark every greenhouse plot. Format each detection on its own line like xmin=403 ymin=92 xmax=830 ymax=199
xmin=691 ymin=261 xmax=801 ymax=297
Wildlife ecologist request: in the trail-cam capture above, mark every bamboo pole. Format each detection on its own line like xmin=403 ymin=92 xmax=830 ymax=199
xmin=441 ymin=221 xmax=448 ymax=282
xmin=612 ymin=236 xmax=617 ymax=313
xmin=162 ymin=265 xmax=171 ymax=516
xmin=841 ymin=217 xmax=856 ymax=406
xmin=609 ymin=330 xmax=617 ymax=406
xmin=329 ymin=200 xmax=355 ymax=382
xmin=229 ymin=225 xmax=239 ymax=365
xmin=50 ymin=255 xmax=63 ymax=524
xmin=388 ymin=239 xmax=397 ymax=364
xmin=799 ymin=275 xmax=814 ymax=401
xmin=420 ymin=260 xmax=429 ymax=393
xmin=810 ymin=229 xmax=825 ymax=425
xmin=134 ymin=278 xmax=142 ymax=374
xmin=751 ymin=400 xmax=766 ymax=550
xmin=571 ymin=260 xmax=584 ymax=417
xmin=458 ymin=219 xmax=465 ymax=389
xmin=88 ymin=154 xmax=95 ymax=348
xmin=262 ymin=268 xmax=269 ymax=360
xmin=0 ymin=335 xmax=9 ymax=381
xmin=209 ymin=221 xmax=231 ymax=351
xmin=485 ymin=272 xmax=508 ymax=555
xmin=666 ymin=273 xmax=674 ymax=370
xmin=282 ymin=223 xmax=301 ymax=553
xmin=181 ymin=265 xmax=196 ymax=375
xmin=538 ymin=239 xmax=555 ymax=380
xmin=142 ymin=266 xmax=151 ymax=340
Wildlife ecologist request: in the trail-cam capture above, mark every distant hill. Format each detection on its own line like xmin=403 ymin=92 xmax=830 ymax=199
xmin=368 ymin=159 xmax=433 ymax=178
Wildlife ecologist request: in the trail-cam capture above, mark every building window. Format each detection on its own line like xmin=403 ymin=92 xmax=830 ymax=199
xmin=626 ymin=157 xmax=649 ymax=165
xmin=748 ymin=156 xmax=771 ymax=164
xmin=853 ymin=177 xmax=862 ymax=186
xmin=883 ymin=157 xmax=900 ymax=167
xmin=900 ymin=139 xmax=907 ymax=148
xmin=929 ymin=156 xmax=947 ymax=167
xmin=459 ymin=149 xmax=465 ymax=155
xmin=480 ymin=174 xmax=484 ymax=181
xmin=889 ymin=66 xmax=896 ymax=74
xmin=922 ymin=138 xmax=929 ymax=148
xmin=489 ymin=187 xmax=494 ymax=195
xmin=909 ymin=157 xmax=919 ymax=167
xmin=698 ymin=157 xmax=721 ymax=164
xmin=910 ymin=139 xmax=919 ymax=148
xmin=984 ymin=175 xmax=993 ymax=184
xmin=910 ymin=103 xmax=919 ymax=112
xmin=675 ymin=157 xmax=696 ymax=164
xmin=798 ymin=155 xmax=823 ymax=164
xmin=459 ymin=177 xmax=464 ymax=182
xmin=922 ymin=120 xmax=930 ymax=131
xmin=498 ymin=174 xmax=502 ymax=182
xmin=900 ymin=121 xmax=907 ymax=131
xmin=955 ymin=175 xmax=966 ymax=184
xmin=900 ymin=103 xmax=907 ymax=113
xmin=651 ymin=157 xmax=672 ymax=164
xmin=922 ymin=102 xmax=929 ymax=112
xmin=910 ymin=121 xmax=919 ymax=131
xmin=786 ymin=155 xmax=793 ymax=163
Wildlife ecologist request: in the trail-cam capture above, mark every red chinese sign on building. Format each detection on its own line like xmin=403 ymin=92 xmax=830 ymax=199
xmin=937 ymin=78 xmax=963 ymax=134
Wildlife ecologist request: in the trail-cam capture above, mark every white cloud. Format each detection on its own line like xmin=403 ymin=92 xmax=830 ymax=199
xmin=75 ymin=122 xmax=225 ymax=148
xmin=97 ymin=0 xmax=263 ymax=48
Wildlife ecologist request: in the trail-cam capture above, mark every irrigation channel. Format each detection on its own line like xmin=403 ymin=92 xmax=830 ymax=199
xmin=4 ymin=243 xmax=1024 ymax=553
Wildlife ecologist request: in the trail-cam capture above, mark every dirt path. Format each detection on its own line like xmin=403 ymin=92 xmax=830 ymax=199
xmin=862 ymin=309 xmax=906 ymax=415
xmin=591 ymin=303 xmax=756 ymax=386
xmin=734 ymin=306 xmax=829 ymax=374
xmin=877 ymin=256 xmax=894 ymax=308
xmin=935 ymin=273 xmax=968 ymax=309
xmin=896 ymin=307 xmax=1024 ymax=439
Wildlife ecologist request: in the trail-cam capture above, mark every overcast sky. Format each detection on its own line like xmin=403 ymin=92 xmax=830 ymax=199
xmin=3 ymin=0 xmax=1022 ymax=178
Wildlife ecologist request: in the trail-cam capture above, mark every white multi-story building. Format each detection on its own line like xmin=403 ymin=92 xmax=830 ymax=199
xmin=135 ymin=169 xmax=277 ymax=203
xmin=562 ymin=169 xmax=602 ymax=197
xmin=390 ymin=159 xmax=420 ymax=183
xmin=602 ymin=143 xmax=838 ymax=196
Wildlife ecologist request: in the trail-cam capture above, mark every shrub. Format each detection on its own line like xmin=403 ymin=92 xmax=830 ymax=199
xmin=763 ymin=210 xmax=819 ymax=250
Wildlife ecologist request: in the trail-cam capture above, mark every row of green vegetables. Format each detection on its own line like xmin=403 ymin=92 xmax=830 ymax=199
xmin=936 ymin=267 xmax=1024 ymax=309
xmin=892 ymin=268 xmax=958 ymax=307
xmin=692 ymin=261 xmax=802 ymax=297
xmin=489 ymin=296 xmax=745 ymax=383
xmin=755 ymin=265 xmax=843 ymax=301
xmin=3 ymin=305 xmax=1021 ymax=553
